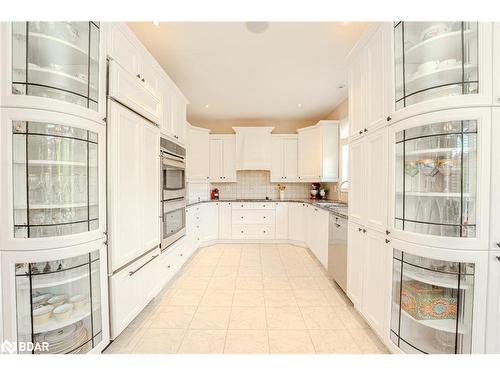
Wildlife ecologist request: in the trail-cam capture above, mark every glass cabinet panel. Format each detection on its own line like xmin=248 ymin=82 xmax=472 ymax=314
xmin=394 ymin=120 xmax=477 ymax=238
xmin=12 ymin=121 xmax=99 ymax=238
xmin=390 ymin=250 xmax=475 ymax=354
xmin=394 ymin=22 xmax=478 ymax=110
xmin=11 ymin=22 xmax=100 ymax=111
xmin=14 ymin=250 xmax=102 ymax=354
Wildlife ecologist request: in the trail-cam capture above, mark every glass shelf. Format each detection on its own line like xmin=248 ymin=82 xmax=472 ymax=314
xmin=391 ymin=250 xmax=474 ymax=354
xmin=11 ymin=22 xmax=100 ymax=111
xmin=394 ymin=120 xmax=477 ymax=238
xmin=394 ymin=22 xmax=478 ymax=109
xmin=12 ymin=121 xmax=99 ymax=239
xmin=15 ymin=251 xmax=102 ymax=354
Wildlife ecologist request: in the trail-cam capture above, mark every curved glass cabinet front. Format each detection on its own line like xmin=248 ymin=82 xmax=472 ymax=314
xmin=15 ymin=251 xmax=102 ymax=354
xmin=390 ymin=250 xmax=475 ymax=354
xmin=394 ymin=120 xmax=477 ymax=238
xmin=394 ymin=22 xmax=478 ymax=110
xmin=12 ymin=121 xmax=99 ymax=238
xmin=11 ymin=22 xmax=100 ymax=111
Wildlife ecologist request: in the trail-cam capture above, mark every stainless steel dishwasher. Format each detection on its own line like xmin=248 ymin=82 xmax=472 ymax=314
xmin=328 ymin=213 xmax=348 ymax=293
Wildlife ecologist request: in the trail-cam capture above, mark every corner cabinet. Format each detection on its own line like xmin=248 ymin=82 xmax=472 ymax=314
xmin=392 ymin=22 xmax=493 ymax=122
xmin=388 ymin=108 xmax=491 ymax=250
xmin=0 ymin=22 xmax=107 ymax=125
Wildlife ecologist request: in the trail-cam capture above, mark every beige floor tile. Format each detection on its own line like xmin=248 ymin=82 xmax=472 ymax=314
xmin=264 ymin=290 xmax=297 ymax=307
xmin=334 ymin=306 xmax=369 ymax=329
xmin=268 ymin=330 xmax=315 ymax=354
xmin=314 ymin=276 xmax=336 ymax=290
xmin=232 ymin=290 xmax=265 ymax=306
xmin=132 ymin=328 xmax=185 ymax=354
xmin=104 ymin=327 xmax=145 ymax=354
xmin=154 ymin=289 xmax=176 ymax=305
xmin=148 ymin=306 xmax=196 ymax=329
xmin=285 ymin=267 xmax=313 ymax=277
xmin=263 ymin=276 xmax=291 ymax=290
xmin=207 ymin=276 xmax=237 ymax=290
xmin=229 ymin=307 xmax=267 ymax=329
xmin=192 ymin=256 xmax=221 ymax=266
xmin=266 ymin=306 xmax=307 ymax=329
xmin=218 ymin=254 xmax=241 ymax=266
xmin=213 ymin=266 xmax=239 ymax=277
xmin=261 ymin=266 xmax=287 ymax=277
xmin=235 ymin=277 xmax=264 ymax=290
xmin=238 ymin=267 xmax=262 ymax=277
xmin=190 ymin=306 xmax=231 ymax=329
xmin=289 ymin=277 xmax=321 ymax=290
xmin=168 ymin=289 xmax=205 ymax=306
xmin=309 ymin=330 xmax=361 ymax=354
xmin=293 ymin=290 xmax=330 ymax=307
xmin=349 ymin=328 xmax=390 ymax=354
xmin=127 ymin=305 xmax=157 ymax=329
xmin=178 ymin=330 xmax=227 ymax=354
xmin=300 ymin=307 xmax=346 ymax=330
xmin=184 ymin=265 xmax=216 ymax=278
xmin=224 ymin=330 xmax=269 ymax=354
xmin=322 ymin=287 xmax=349 ymax=307
xmin=173 ymin=276 xmax=210 ymax=290
xmin=200 ymin=290 xmax=235 ymax=307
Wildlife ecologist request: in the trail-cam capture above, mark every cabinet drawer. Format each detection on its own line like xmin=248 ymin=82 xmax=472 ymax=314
xmin=232 ymin=210 xmax=275 ymax=224
xmin=232 ymin=224 xmax=275 ymax=239
xmin=233 ymin=202 xmax=275 ymax=210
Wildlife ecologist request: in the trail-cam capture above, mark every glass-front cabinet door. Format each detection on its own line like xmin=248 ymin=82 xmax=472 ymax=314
xmin=393 ymin=22 xmax=492 ymax=117
xmin=1 ymin=22 xmax=105 ymax=123
xmin=390 ymin=108 xmax=490 ymax=250
xmin=390 ymin=249 xmax=475 ymax=354
xmin=13 ymin=250 xmax=104 ymax=354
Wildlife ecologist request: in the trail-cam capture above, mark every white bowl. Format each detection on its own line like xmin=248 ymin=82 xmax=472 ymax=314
xmin=47 ymin=295 xmax=66 ymax=307
xmin=33 ymin=305 xmax=54 ymax=325
xmin=53 ymin=303 xmax=74 ymax=322
xmin=69 ymin=294 xmax=87 ymax=310
xmin=32 ymin=293 xmax=53 ymax=307
xmin=420 ymin=23 xmax=450 ymax=41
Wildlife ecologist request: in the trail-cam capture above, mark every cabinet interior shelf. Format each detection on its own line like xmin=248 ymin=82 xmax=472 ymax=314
xmin=29 ymin=269 xmax=98 ymax=290
xmin=399 ymin=147 xmax=471 ymax=160
xmin=14 ymin=202 xmax=96 ymax=210
xmin=396 ymin=192 xmax=473 ymax=198
xmin=33 ymin=303 xmax=98 ymax=334
xmin=15 ymin=160 xmax=89 ymax=167
xmin=403 ymin=267 xmax=471 ymax=290
xmin=398 ymin=29 xmax=475 ymax=64
xmin=400 ymin=306 xmax=464 ymax=334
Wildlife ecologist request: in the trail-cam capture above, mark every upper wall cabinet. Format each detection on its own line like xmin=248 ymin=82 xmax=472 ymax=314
xmin=186 ymin=125 xmax=210 ymax=181
xmin=393 ymin=22 xmax=493 ymax=121
xmin=209 ymin=135 xmax=236 ymax=182
xmin=270 ymin=135 xmax=298 ymax=183
xmin=348 ymin=23 xmax=392 ymax=138
xmin=234 ymin=127 xmax=274 ymax=170
xmin=0 ymin=22 xmax=107 ymax=124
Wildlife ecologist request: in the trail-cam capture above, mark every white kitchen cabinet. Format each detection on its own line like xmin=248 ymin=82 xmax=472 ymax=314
xmin=270 ymin=135 xmax=298 ymax=182
xmin=348 ymin=51 xmax=365 ymax=138
xmin=209 ymin=135 xmax=236 ymax=182
xmin=172 ymin=90 xmax=187 ymax=145
xmin=106 ymin=23 xmax=142 ymax=79
xmin=490 ymin=108 xmax=500 ymax=250
xmin=305 ymin=205 xmax=329 ymax=269
xmin=361 ymin=229 xmax=391 ymax=337
xmin=318 ymin=121 xmax=339 ymax=182
xmin=186 ymin=125 xmax=210 ymax=181
xmin=347 ymin=222 xmax=364 ymax=308
xmin=486 ymin=251 xmax=500 ymax=353
xmin=288 ymin=203 xmax=306 ymax=243
xmin=297 ymin=126 xmax=321 ymax=181
xmin=218 ymin=202 xmax=232 ymax=239
xmin=234 ymin=127 xmax=274 ymax=170
xmin=157 ymin=74 xmax=175 ymax=136
xmin=107 ymin=101 xmax=160 ymax=273
xmin=348 ymin=126 xmax=388 ymax=233
xmin=275 ymin=202 xmax=289 ymax=240
xmin=201 ymin=203 xmax=219 ymax=242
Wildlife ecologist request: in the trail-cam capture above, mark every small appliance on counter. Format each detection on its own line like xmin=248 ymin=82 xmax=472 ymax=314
xmin=319 ymin=188 xmax=328 ymax=200
xmin=211 ymin=188 xmax=219 ymax=200
xmin=310 ymin=183 xmax=321 ymax=199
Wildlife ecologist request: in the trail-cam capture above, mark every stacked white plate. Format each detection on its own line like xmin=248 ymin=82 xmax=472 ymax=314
xmin=35 ymin=321 xmax=89 ymax=354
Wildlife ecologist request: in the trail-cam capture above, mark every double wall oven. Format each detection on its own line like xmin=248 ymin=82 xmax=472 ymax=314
xmin=160 ymin=137 xmax=186 ymax=250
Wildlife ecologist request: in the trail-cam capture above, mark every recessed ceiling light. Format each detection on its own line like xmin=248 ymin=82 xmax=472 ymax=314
xmin=152 ymin=21 xmax=160 ymax=26
xmin=245 ymin=22 xmax=269 ymax=34
xmin=297 ymin=103 xmax=302 ymax=108
xmin=338 ymin=85 xmax=345 ymax=89
xmin=204 ymin=104 xmax=210 ymax=108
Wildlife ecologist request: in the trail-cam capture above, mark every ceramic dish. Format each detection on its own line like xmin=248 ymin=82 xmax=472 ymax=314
xmin=33 ymin=305 xmax=54 ymax=325
xmin=420 ymin=23 xmax=450 ymax=41
xmin=47 ymin=294 xmax=66 ymax=307
xmin=69 ymin=294 xmax=87 ymax=310
xmin=32 ymin=293 xmax=53 ymax=307
xmin=53 ymin=303 xmax=74 ymax=322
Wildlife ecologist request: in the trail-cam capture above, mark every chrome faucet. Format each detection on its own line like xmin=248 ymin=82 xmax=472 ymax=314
xmin=336 ymin=181 xmax=349 ymax=201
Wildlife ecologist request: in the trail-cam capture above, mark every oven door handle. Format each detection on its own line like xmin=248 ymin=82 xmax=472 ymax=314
xmin=161 ymin=154 xmax=185 ymax=169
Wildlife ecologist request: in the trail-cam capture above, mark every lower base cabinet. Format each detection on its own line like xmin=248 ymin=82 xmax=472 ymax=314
xmin=288 ymin=203 xmax=306 ymax=243
xmin=347 ymin=222 xmax=391 ymax=338
xmin=486 ymin=251 xmax=500 ymax=353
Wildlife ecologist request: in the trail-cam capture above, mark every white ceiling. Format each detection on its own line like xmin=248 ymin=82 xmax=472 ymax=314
xmin=128 ymin=22 xmax=369 ymax=122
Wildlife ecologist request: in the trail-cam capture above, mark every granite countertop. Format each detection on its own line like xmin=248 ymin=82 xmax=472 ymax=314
xmin=186 ymin=198 xmax=348 ymax=219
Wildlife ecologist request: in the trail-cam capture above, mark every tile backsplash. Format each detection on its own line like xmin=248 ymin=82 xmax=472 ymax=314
xmin=211 ymin=171 xmax=312 ymax=200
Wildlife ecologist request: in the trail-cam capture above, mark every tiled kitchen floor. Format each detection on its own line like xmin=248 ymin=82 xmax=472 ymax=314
xmin=105 ymin=243 xmax=389 ymax=354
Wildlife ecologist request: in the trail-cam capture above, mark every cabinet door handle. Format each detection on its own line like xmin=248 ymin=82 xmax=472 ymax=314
xmin=263 ymin=230 xmax=266 ymax=233
xmin=496 ymin=242 xmax=500 ymax=248
xmin=263 ymin=216 xmax=266 ymax=219
xmin=386 ymin=116 xmax=392 ymax=122
xmin=386 ymin=230 xmax=390 ymax=235
xmin=358 ymin=227 xmax=362 ymax=232
xmin=362 ymin=229 xmax=367 ymax=233
xmin=385 ymin=239 xmax=390 ymax=244
xmin=129 ymin=254 xmax=158 ymax=276
xmin=241 ymin=230 xmax=244 ymax=233
xmin=141 ymin=78 xmax=145 ymax=82
xmin=364 ymin=128 xmax=368 ymax=132
xmin=136 ymin=74 xmax=141 ymax=79
xmin=241 ymin=216 xmax=244 ymax=219
xmin=359 ymin=130 xmax=363 ymax=135
xmin=335 ymin=223 xmax=340 ymax=228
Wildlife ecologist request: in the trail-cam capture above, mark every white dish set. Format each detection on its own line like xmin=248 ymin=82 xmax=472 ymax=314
xmin=32 ymin=293 xmax=88 ymax=326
